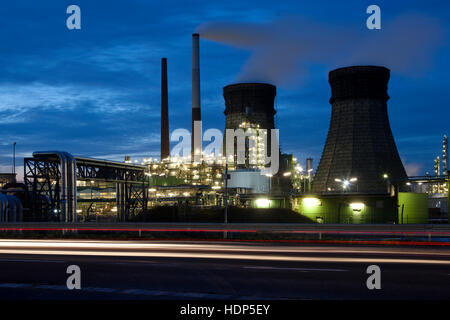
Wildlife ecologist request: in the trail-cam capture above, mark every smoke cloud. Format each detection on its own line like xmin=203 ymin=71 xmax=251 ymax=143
xmin=196 ymin=15 xmax=444 ymax=87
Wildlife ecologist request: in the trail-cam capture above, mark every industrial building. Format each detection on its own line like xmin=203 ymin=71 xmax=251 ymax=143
xmin=1 ymin=34 xmax=448 ymax=224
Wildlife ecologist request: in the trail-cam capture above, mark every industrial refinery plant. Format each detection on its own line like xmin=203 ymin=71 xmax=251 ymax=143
xmin=0 ymin=34 xmax=448 ymax=225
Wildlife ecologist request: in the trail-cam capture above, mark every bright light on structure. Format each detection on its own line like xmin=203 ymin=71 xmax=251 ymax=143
xmin=350 ymin=177 xmax=358 ymax=182
xmin=383 ymin=173 xmax=389 ymax=179
xmin=350 ymin=202 xmax=365 ymax=211
xmin=303 ymin=197 xmax=321 ymax=207
xmin=334 ymin=178 xmax=342 ymax=182
xmin=255 ymin=198 xmax=271 ymax=208
xmin=283 ymin=172 xmax=291 ymax=177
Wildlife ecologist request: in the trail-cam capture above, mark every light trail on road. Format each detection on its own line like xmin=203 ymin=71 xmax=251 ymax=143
xmin=0 ymin=239 xmax=449 ymax=265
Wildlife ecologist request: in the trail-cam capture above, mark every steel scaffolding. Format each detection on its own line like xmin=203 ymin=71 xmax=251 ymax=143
xmin=24 ymin=152 xmax=148 ymax=222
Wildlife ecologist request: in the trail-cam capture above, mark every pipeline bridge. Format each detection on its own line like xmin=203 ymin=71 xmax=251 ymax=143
xmin=24 ymin=151 xmax=148 ymax=222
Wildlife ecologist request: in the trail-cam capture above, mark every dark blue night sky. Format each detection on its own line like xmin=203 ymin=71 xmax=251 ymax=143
xmin=0 ymin=0 xmax=449 ymax=180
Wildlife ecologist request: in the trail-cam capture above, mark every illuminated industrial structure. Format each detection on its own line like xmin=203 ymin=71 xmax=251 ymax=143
xmin=5 ymin=31 xmax=446 ymax=224
xmin=141 ymin=149 xmax=308 ymax=209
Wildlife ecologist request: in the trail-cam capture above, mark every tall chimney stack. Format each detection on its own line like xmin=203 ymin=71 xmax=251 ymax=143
xmin=161 ymin=57 xmax=170 ymax=160
xmin=192 ymin=33 xmax=201 ymax=158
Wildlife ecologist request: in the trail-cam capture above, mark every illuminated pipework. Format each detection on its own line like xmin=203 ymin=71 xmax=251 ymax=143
xmin=434 ymin=156 xmax=441 ymax=177
xmin=237 ymin=121 xmax=267 ymax=169
xmin=443 ymin=135 xmax=448 ymax=175
xmin=144 ymin=154 xmax=227 ymax=193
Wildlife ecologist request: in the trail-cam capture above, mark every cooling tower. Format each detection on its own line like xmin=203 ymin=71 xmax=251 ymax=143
xmin=312 ymin=66 xmax=408 ymax=194
xmin=222 ymin=83 xmax=277 ymax=168
xmin=223 ymin=83 xmax=276 ymax=130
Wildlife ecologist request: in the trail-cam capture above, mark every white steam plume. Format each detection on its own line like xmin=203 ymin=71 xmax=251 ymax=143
xmin=196 ymin=14 xmax=444 ymax=87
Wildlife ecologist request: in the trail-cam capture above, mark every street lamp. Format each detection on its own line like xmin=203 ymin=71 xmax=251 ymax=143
xmin=265 ymin=173 xmax=273 ymax=193
xmin=382 ymin=173 xmax=390 ymax=194
xmin=12 ymin=142 xmax=16 ymax=179
xmin=333 ymin=176 xmax=357 ymax=223
xmin=334 ymin=177 xmax=358 ymax=191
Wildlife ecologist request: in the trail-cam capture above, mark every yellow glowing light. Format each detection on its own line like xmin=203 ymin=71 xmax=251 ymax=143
xmin=255 ymin=198 xmax=271 ymax=208
xmin=303 ymin=197 xmax=321 ymax=207
xmin=350 ymin=202 xmax=365 ymax=211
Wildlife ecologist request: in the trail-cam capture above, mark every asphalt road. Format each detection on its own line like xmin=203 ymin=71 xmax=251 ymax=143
xmin=0 ymin=239 xmax=448 ymax=300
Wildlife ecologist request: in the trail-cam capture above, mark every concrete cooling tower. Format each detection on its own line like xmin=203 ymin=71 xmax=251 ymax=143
xmin=223 ymin=83 xmax=276 ymax=130
xmin=312 ymin=66 xmax=408 ymax=194
xmin=222 ymin=83 xmax=277 ymax=169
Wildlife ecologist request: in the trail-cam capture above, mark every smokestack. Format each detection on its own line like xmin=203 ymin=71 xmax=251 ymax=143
xmin=192 ymin=33 xmax=201 ymax=158
xmin=312 ymin=66 xmax=407 ymax=194
xmin=306 ymin=158 xmax=313 ymax=176
xmin=161 ymin=57 xmax=170 ymax=160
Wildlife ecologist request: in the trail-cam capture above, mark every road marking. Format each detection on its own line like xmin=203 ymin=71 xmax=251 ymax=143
xmin=0 ymin=283 xmax=32 ymax=288
xmin=0 ymin=283 xmax=282 ymax=299
xmin=0 ymin=259 xmax=66 ymax=263
xmin=244 ymin=266 xmax=348 ymax=272
xmin=35 ymin=284 xmax=67 ymax=290
xmin=83 ymin=287 xmax=118 ymax=293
